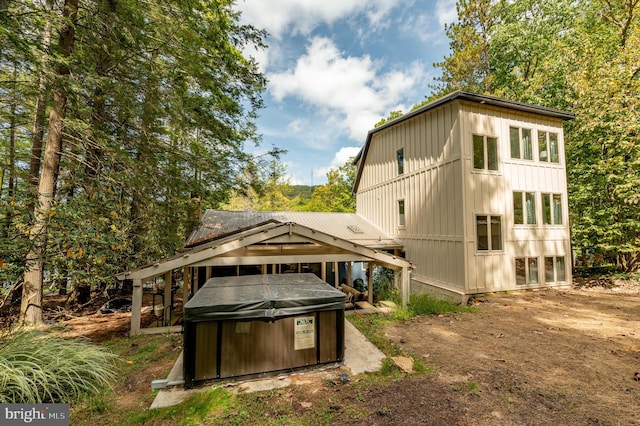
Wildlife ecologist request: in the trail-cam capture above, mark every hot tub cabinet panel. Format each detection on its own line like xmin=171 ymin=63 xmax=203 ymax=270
xmin=183 ymin=274 xmax=346 ymax=387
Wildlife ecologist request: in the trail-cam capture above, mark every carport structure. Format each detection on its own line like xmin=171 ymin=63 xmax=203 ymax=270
xmin=117 ymin=211 xmax=413 ymax=335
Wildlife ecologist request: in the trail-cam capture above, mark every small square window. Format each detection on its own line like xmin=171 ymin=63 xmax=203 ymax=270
xmin=398 ymin=200 xmax=405 ymax=227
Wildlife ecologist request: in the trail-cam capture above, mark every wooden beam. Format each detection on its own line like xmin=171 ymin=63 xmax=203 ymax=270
xmin=137 ymin=325 xmax=181 ymax=335
xmin=130 ymin=278 xmax=143 ymax=336
xmin=163 ymin=271 xmax=172 ymax=326
xmin=368 ymin=262 xmax=374 ymax=305
xmin=190 ymin=253 xmax=375 ymax=267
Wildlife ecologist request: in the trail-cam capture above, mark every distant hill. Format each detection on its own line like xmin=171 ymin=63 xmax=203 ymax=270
xmin=285 ymin=185 xmax=315 ymax=200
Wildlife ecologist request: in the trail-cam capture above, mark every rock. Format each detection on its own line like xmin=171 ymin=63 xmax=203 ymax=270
xmin=391 ymin=356 xmax=414 ymax=374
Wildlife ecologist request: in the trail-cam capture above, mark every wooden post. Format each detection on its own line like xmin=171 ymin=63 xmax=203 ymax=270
xmin=131 ymin=278 xmax=143 ymax=335
xmin=333 ymin=262 xmax=339 ymax=287
xmin=193 ymin=268 xmax=199 ymax=294
xmin=346 ymin=262 xmax=352 ymax=287
xmin=321 ymin=261 xmax=326 ymax=282
xmin=183 ymin=266 xmax=191 ymax=301
xmin=368 ymin=263 xmax=374 ymax=305
xmin=205 ymin=266 xmax=211 ymax=281
xmin=163 ymin=271 xmax=172 ymax=326
xmin=401 ymin=267 xmax=410 ymax=308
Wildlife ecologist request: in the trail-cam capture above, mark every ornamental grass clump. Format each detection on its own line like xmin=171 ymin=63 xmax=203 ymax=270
xmin=0 ymin=329 xmax=118 ymax=403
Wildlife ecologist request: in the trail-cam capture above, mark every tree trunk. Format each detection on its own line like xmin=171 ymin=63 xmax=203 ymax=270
xmin=3 ymin=63 xmax=17 ymax=238
xmin=29 ymin=0 xmax=54 ymax=190
xmin=21 ymin=0 xmax=78 ymax=326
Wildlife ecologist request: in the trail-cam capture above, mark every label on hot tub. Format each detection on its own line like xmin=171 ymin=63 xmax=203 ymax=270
xmin=294 ymin=316 xmax=315 ymax=350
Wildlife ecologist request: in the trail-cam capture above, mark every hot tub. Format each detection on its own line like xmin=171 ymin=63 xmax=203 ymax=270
xmin=183 ymin=273 xmax=345 ymax=387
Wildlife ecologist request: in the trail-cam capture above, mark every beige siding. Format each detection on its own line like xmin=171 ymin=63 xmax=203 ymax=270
xmin=357 ymin=102 xmax=465 ymax=290
xmin=458 ymin=101 xmax=572 ymax=293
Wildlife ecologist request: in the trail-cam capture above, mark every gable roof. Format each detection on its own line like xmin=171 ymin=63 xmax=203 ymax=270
xmin=185 ymin=210 xmax=403 ymax=250
xmin=352 ymin=90 xmax=576 ymax=193
xmin=118 ymin=219 xmax=410 ymax=281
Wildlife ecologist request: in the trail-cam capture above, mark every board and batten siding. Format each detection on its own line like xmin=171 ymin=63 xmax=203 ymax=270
xmin=458 ymin=101 xmax=572 ymax=293
xmin=356 ymin=102 xmax=466 ymax=292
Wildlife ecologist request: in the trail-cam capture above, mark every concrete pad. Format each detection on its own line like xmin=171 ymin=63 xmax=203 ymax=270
xmin=343 ymin=319 xmax=386 ymax=375
xmin=150 ymin=318 xmax=386 ymax=409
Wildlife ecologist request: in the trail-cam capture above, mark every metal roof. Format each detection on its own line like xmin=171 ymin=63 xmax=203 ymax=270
xmin=353 ymin=90 xmax=576 ymax=192
xmin=185 ymin=210 xmax=403 ymax=250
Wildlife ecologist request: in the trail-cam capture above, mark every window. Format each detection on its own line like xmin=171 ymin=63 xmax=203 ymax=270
xmin=509 ymin=127 xmax=533 ymax=160
xmin=473 ymin=134 xmax=498 ymax=171
xmin=476 ymin=215 xmax=502 ymax=251
xmin=397 ymin=148 xmax=404 ymax=175
xmin=513 ymin=191 xmax=537 ymax=225
xmin=398 ymin=200 xmax=405 ymax=226
xmin=544 ymin=256 xmax=566 ymax=282
xmin=542 ymin=193 xmax=563 ymax=225
xmin=538 ymin=131 xmax=559 ymax=163
xmin=515 ymin=257 xmax=539 ymax=285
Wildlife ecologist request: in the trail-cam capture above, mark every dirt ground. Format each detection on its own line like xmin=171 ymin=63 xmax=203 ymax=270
xmin=375 ymin=286 xmax=640 ymax=425
xmin=5 ymin=280 xmax=639 ymax=425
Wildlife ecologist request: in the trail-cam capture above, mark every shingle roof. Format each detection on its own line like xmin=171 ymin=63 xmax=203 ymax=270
xmin=185 ymin=210 xmax=403 ymax=250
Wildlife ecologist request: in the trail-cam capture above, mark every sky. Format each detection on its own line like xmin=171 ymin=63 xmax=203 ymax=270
xmin=234 ymin=0 xmax=458 ymax=185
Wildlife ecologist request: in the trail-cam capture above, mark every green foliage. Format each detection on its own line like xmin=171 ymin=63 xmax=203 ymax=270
xmin=427 ymin=0 xmax=640 ymax=272
xmin=407 ymin=292 xmax=475 ymax=316
xmin=375 ymin=110 xmax=404 ymax=127
xmin=301 ymin=159 xmax=357 ymax=212
xmin=0 ymin=329 xmax=118 ymax=403
xmin=0 ymin=0 xmax=268 ymax=304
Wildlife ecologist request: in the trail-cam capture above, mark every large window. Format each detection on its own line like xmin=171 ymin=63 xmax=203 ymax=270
xmin=473 ymin=134 xmax=498 ymax=171
xmin=544 ymin=256 xmax=566 ymax=282
xmin=542 ymin=193 xmax=563 ymax=225
xmin=398 ymin=199 xmax=405 ymax=226
xmin=513 ymin=191 xmax=537 ymax=225
xmin=510 ymin=127 xmax=533 ymax=160
xmin=515 ymin=257 xmax=539 ymax=285
xmin=476 ymin=215 xmax=502 ymax=251
xmin=397 ymin=148 xmax=404 ymax=175
xmin=538 ymin=131 xmax=559 ymax=163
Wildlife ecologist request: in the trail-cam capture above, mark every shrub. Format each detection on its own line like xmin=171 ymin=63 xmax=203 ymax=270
xmin=0 ymin=329 xmax=118 ymax=403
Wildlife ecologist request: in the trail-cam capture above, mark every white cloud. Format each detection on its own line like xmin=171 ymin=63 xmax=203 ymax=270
xmin=435 ymin=0 xmax=458 ymax=27
xmin=331 ymin=146 xmax=361 ymax=168
xmin=235 ymin=0 xmax=401 ymax=39
xmin=268 ymin=37 xmax=427 ymax=142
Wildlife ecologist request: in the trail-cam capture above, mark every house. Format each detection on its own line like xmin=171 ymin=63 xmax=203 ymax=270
xmin=117 ymin=90 xmax=575 ymax=335
xmin=353 ymin=91 xmax=575 ymax=301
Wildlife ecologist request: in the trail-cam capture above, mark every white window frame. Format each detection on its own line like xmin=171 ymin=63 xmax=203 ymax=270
xmin=472 ymin=134 xmax=499 ymax=172
xmin=513 ymin=191 xmax=537 ymax=225
xmin=397 ymin=148 xmax=404 ymax=175
xmin=544 ymin=256 xmax=567 ymax=283
xmin=538 ymin=130 xmax=560 ymax=163
xmin=509 ymin=126 xmax=533 ymax=161
xmin=542 ymin=193 xmax=563 ymax=225
xmin=475 ymin=214 xmax=503 ymax=252
xmin=515 ymin=257 xmax=539 ymax=285
xmin=398 ymin=199 xmax=405 ymax=227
